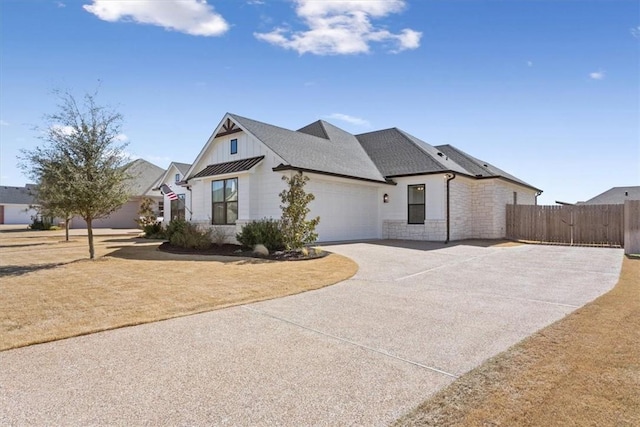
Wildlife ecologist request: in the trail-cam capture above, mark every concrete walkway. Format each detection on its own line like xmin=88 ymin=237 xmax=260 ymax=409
xmin=0 ymin=242 xmax=623 ymax=426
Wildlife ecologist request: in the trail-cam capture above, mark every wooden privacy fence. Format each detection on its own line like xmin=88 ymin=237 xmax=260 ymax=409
xmin=506 ymin=204 xmax=625 ymax=247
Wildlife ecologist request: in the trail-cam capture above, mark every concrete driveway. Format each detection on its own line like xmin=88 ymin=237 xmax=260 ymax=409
xmin=0 ymin=241 xmax=623 ymax=426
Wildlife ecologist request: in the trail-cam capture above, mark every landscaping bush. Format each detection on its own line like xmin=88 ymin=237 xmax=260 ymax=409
xmin=143 ymin=222 xmax=165 ymax=239
xmin=169 ymin=221 xmax=212 ymax=250
xmin=29 ymin=216 xmax=54 ymax=230
xmin=236 ymin=218 xmax=285 ymax=251
xmin=164 ymin=219 xmax=188 ymax=241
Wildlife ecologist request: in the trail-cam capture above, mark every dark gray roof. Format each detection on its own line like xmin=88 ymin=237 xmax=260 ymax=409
xmin=436 ymin=144 xmax=538 ymax=190
xmin=174 ymin=162 xmax=191 ymax=176
xmin=297 ymin=121 xmax=329 ymax=139
xmin=0 ymin=185 xmax=36 ymax=205
xmin=581 ymin=186 xmax=640 ymax=204
xmin=192 ymin=156 xmax=264 ymax=179
xmin=123 ymin=159 xmax=165 ymax=195
xmin=356 ymin=128 xmax=468 ymax=177
xmin=228 ymin=114 xmax=387 ymax=183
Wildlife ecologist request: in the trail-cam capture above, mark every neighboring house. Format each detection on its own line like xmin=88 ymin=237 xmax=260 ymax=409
xmin=174 ymin=113 xmax=541 ymax=243
xmin=579 ymin=186 xmax=640 ymax=205
xmin=71 ymin=159 xmax=164 ymax=229
xmin=155 ymin=162 xmax=192 ymax=222
xmin=0 ymin=184 xmax=38 ymax=224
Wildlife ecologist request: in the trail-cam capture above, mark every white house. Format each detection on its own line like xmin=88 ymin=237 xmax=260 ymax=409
xmin=155 ymin=162 xmax=191 ymax=222
xmin=0 ymin=184 xmax=38 ymax=224
xmin=174 ymin=113 xmax=542 ymax=243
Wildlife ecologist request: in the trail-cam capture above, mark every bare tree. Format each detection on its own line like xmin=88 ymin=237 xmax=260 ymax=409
xmin=20 ymin=90 xmax=131 ymax=259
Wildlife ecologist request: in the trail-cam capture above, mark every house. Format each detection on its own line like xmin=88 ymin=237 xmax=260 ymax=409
xmin=579 ymin=186 xmax=640 ymax=205
xmin=0 ymin=184 xmax=38 ymax=224
xmin=175 ymin=113 xmax=541 ymax=243
xmin=155 ymin=162 xmax=192 ymax=222
xmin=71 ymin=159 xmax=165 ymax=229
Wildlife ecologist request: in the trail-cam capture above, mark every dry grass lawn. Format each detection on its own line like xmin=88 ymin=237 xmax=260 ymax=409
xmin=0 ymin=229 xmax=358 ymax=351
xmin=395 ymin=255 xmax=639 ymax=426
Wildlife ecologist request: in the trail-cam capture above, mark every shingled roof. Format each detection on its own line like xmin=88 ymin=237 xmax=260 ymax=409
xmin=0 ymin=185 xmax=37 ymax=205
xmin=581 ymin=186 xmax=640 ymax=204
xmin=189 ymin=113 xmax=539 ymax=191
xmin=123 ymin=159 xmax=165 ymax=195
xmin=227 ymin=114 xmax=387 ymax=183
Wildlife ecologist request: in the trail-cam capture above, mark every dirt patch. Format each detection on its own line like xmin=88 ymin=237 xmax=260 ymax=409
xmin=0 ymin=231 xmax=358 ymax=351
xmin=394 ymin=255 xmax=639 ymax=426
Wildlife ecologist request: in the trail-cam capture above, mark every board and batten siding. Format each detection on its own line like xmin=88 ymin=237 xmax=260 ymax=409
xmin=188 ymin=130 xmax=286 ymax=225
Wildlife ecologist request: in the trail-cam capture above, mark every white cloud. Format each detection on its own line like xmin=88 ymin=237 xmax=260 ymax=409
xmin=0 ymin=120 xmax=9 ymax=126
xmin=56 ymin=2 xmax=66 ymax=8
xmin=255 ymin=0 xmax=422 ymax=55
xmin=83 ymin=0 xmax=229 ymax=37
xmin=589 ymin=70 xmax=605 ymax=80
xmin=114 ymin=133 xmax=129 ymax=142
xmin=326 ymin=113 xmax=370 ymax=127
xmin=527 ymin=60 xmax=533 ymax=67
xmin=50 ymin=124 xmax=76 ymax=136
xmin=631 ymin=26 xmax=640 ymax=39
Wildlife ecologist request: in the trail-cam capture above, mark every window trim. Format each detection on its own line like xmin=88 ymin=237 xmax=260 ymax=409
xmin=407 ymin=184 xmax=426 ymax=225
xmin=171 ymin=194 xmax=186 ymax=221
xmin=211 ymin=177 xmax=238 ymax=225
xmin=230 ymin=138 xmax=238 ymax=155
xmin=175 ymin=173 xmax=180 ymax=183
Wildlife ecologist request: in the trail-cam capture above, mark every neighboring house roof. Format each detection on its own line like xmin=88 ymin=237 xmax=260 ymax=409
xmin=123 ymin=159 xmax=165 ymax=196
xmin=0 ymin=185 xmax=37 ymax=205
xmin=580 ymin=186 xmax=640 ymax=204
xmin=191 ymin=156 xmax=265 ymax=179
xmin=227 ymin=114 xmax=388 ymax=183
xmin=173 ymin=162 xmax=191 ymax=177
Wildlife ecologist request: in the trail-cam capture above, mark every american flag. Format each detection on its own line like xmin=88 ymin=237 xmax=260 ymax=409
xmin=160 ymin=184 xmax=179 ymax=201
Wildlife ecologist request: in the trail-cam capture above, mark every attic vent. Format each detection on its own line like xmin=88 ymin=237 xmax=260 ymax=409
xmin=625 ymin=191 xmax=629 ymax=196
xmin=483 ymin=164 xmax=488 ymax=167
xmin=437 ymin=152 xmax=444 ymax=157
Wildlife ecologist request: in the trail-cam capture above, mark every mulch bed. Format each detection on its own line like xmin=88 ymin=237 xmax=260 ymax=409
xmin=158 ymin=242 xmax=329 ymax=261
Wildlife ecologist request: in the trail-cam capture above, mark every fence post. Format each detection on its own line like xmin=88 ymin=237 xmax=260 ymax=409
xmin=624 ymin=200 xmax=640 ymax=255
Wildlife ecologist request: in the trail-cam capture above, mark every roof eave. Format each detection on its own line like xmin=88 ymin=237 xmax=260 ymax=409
xmin=272 ymin=164 xmax=395 ymax=186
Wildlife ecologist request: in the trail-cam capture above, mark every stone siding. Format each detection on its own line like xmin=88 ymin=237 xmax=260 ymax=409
xmin=383 ymin=219 xmax=446 ymax=241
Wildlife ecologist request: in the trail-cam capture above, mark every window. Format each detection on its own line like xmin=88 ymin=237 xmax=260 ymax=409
xmin=513 ymin=191 xmax=518 ymax=205
xmin=230 ymin=139 xmax=238 ymax=155
xmin=408 ymin=184 xmax=425 ymax=224
xmin=158 ymin=201 xmax=164 ymax=218
xmin=212 ymin=178 xmax=238 ymax=225
xmin=175 ymin=173 xmax=180 ymax=183
xmin=171 ymin=194 xmax=186 ymax=221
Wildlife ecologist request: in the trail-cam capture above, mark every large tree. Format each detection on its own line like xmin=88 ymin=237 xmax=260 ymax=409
xmin=20 ymin=90 xmax=131 ymax=259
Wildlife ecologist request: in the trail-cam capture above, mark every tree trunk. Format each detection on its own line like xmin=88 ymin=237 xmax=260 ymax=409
xmin=65 ymin=216 xmax=70 ymax=242
xmin=86 ymin=217 xmax=95 ymax=259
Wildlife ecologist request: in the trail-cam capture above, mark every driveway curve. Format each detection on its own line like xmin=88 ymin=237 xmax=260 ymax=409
xmin=0 ymin=241 xmax=623 ymax=426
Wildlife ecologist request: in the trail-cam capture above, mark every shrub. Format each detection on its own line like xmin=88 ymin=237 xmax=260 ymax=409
xmin=169 ymin=222 xmax=212 ymax=250
xmin=236 ymin=218 xmax=284 ymax=251
xmin=143 ymin=222 xmax=165 ymax=239
xmin=279 ymin=173 xmax=319 ymax=250
xmin=210 ymin=226 xmax=230 ymax=246
xmin=29 ymin=215 xmax=54 ymax=230
xmin=164 ymin=219 xmax=188 ymax=241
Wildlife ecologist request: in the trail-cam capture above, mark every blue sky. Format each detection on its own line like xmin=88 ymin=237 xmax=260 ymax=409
xmin=1 ymin=0 xmax=638 ymax=204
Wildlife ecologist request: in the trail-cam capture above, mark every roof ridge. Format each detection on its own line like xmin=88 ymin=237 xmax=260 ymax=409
xmin=439 ymin=144 xmax=491 ymax=174
xmin=230 ymin=113 xmax=331 ymax=143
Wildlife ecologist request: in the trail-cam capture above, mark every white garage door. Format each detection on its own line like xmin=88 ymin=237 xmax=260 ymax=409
xmin=307 ymin=179 xmax=379 ymax=242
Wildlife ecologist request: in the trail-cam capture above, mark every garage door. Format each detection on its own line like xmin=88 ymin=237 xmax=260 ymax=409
xmin=307 ymin=179 xmax=379 ymax=242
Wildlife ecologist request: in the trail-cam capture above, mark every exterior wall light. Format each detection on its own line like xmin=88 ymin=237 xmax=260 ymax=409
xmin=383 ymin=193 xmax=389 ymax=203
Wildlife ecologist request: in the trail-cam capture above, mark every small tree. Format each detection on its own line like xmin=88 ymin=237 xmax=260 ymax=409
xmin=20 ymin=90 xmax=131 ymax=259
xmin=136 ymin=196 xmax=162 ymax=237
xmin=279 ymin=172 xmax=320 ymax=250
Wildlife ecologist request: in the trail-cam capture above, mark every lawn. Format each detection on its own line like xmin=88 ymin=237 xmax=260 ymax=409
xmin=0 ymin=229 xmax=358 ymax=351
xmin=395 ymin=255 xmax=639 ymax=426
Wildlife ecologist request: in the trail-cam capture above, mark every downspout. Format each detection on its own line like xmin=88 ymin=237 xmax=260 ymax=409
xmin=445 ymin=173 xmax=456 ymax=244
xmin=187 ymin=185 xmax=193 ymax=220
